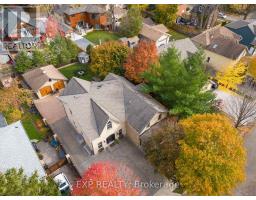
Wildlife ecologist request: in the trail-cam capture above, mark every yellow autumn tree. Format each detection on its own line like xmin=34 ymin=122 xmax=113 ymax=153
xmin=176 ymin=113 xmax=246 ymax=195
xmin=0 ymin=84 xmax=32 ymax=123
xmin=90 ymin=41 xmax=130 ymax=78
xmin=216 ymin=62 xmax=247 ymax=91
xmin=248 ymin=57 xmax=256 ymax=79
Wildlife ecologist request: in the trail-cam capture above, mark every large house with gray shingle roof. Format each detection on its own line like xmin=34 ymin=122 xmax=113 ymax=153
xmin=58 ymin=73 xmax=168 ymax=154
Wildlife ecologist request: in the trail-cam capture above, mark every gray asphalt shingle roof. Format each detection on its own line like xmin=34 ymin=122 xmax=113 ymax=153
xmin=0 ymin=121 xmax=46 ymax=177
xmin=60 ymin=73 xmax=167 ymax=140
xmin=159 ymin=38 xmax=198 ymax=59
xmin=59 ymin=73 xmax=167 ymax=143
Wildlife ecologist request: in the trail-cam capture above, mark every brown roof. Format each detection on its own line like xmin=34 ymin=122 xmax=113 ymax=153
xmin=205 ymin=37 xmax=246 ymax=60
xmin=22 ymin=65 xmax=68 ymax=90
xmin=191 ymin=25 xmax=246 ymax=59
xmin=140 ymin=23 xmax=169 ymax=41
xmin=191 ymin=25 xmax=241 ymax=46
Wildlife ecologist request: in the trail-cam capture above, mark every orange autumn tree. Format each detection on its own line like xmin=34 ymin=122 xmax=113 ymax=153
xmin=124 ymin=40 xmax=158 ymax=83
xmin=72 ymin=161 xmax=145 ymax=196
xmin=176 ymin=113 xmax=246 ymax=195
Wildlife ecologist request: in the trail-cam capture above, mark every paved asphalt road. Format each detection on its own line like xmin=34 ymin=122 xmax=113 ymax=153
xmin=234 ymin=127 xmax=256 ymax=195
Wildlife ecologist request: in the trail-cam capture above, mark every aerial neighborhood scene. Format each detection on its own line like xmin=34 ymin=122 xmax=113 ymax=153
xmin=1 ymin=3 xmax=256 ymax=197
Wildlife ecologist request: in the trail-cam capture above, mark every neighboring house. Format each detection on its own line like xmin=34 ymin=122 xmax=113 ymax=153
xmin=225 ymin=20 xmax=256 ymax=55
xmin=63 ymin=5 xmax=109 ymax=29
xmin=57 ymin=73 xmax=168 ymax=155
xmin=158 ymin=38 xmax=198 ymax=58
xmin=139 ymin=22 xmax=170 ymax=49
xmin=0 ymin=120 xmax=46 ymax=177
xmin=191 ymin=25 xmax=247 ymax=73
xmin=0 ymin=41 xmax=15 ymax=88
xmin=22 ymin=65 xmax=68 ymax=99
xmin=0 ymin=7 xmax=39 ymax=42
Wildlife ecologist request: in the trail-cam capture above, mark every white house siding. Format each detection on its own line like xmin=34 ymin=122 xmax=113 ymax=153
xmin=126 ymin=122 xmax=140 ymax=146
xmin=205 ymin=49 xmax=247 ymax=73
xmin=92 ymin=119 xmax=125 ymax=154
xmin=141 ymin=112 xmax=168 ymax=134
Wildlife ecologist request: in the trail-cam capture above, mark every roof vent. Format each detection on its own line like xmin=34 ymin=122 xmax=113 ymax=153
xmin=42 ymin=70 xmax=46 ymax=74
xmin=97 ymin=85 xmax=102 ymax=89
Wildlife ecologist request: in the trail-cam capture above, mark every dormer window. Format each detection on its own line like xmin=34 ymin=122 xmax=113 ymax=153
xmin=107 ymin=121 xmax=112 ymax=129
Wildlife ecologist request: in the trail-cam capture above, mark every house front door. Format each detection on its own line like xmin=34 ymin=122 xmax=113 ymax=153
xmin=106 ymin=134 xmax=115 ymax=144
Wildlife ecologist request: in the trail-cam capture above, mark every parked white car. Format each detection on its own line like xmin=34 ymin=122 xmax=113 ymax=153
xmin=218 ymin=12 xmax=227 ymax=19
xmin=53 ymin=173 xmax=72 ymax=194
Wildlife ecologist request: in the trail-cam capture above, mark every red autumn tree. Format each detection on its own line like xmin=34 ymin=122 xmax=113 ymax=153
xmin=124 ymin=40 xmax=158 ymax=83
xmin=45 ymin=16 xmax=61 ymax=38
xmin=72 ymin=161 xmax=145 ymax=196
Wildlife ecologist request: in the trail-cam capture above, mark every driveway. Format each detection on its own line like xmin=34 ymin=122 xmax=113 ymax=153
xmin=81 ymin=138 xmax=176 ymax=195
xmin=234 ymin=127 xmax=256 ymax=195
xmin=37 ymin=141 xmax=60 ymax=166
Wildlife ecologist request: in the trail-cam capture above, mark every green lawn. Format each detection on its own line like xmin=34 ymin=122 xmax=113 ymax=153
xmin=60 ymin=63 xmax=94 ymax=81
xmin=168 ymin=29 xmax=187 ymax=40
xmin=21 ymin=108 xmax=49 ymax=141
xmin=84 ymin=31 xmax=121 ymax=44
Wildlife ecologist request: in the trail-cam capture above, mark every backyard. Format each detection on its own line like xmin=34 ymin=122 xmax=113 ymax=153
xmin=84 ymin=30 xmax=121 ymax=44
xmin=21 ymin=105 xmax=49 ymax=141
xmin=168 ymin=29 xmax=187 ymax=40
xmin=59 ymin=63 xmax=94 ymax=81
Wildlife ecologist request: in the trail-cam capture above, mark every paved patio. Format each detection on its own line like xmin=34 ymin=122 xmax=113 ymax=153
xmin=37 ymin=141 xmax=60 ymax=166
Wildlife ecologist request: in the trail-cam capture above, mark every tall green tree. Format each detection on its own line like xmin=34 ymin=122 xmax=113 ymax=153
xmin=176 ymin=114 xmax=246 ymax=195
xmin=32 ymin=50 xmax=47 ymax=67
xmin=0 ymin=168 xmax=59 ymax=195
xmin=90 ymin=41 xmax=130 ymax=77
xmin=47 ymin=35 xmax=79 ymax=66
xmin=154 ymin=5 xmax=178 ymax=28
xmin=142 ymin=48 xmax=215 ymax=117
xmin=15 ymin=51 xmax=33 ymax=73
xmin=119 ymin=7 xmax=143 ymax=37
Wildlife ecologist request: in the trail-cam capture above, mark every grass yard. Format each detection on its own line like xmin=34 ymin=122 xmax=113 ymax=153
xmin=60 ymin=63 xmax=94 ymax=81
xmin=21 ymin=107 xmax=49 ymax=141
xmin=85 ymin=30 xmax=121 ymax=44
xmin=168 ymin=29 xmax=187 ymax=40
